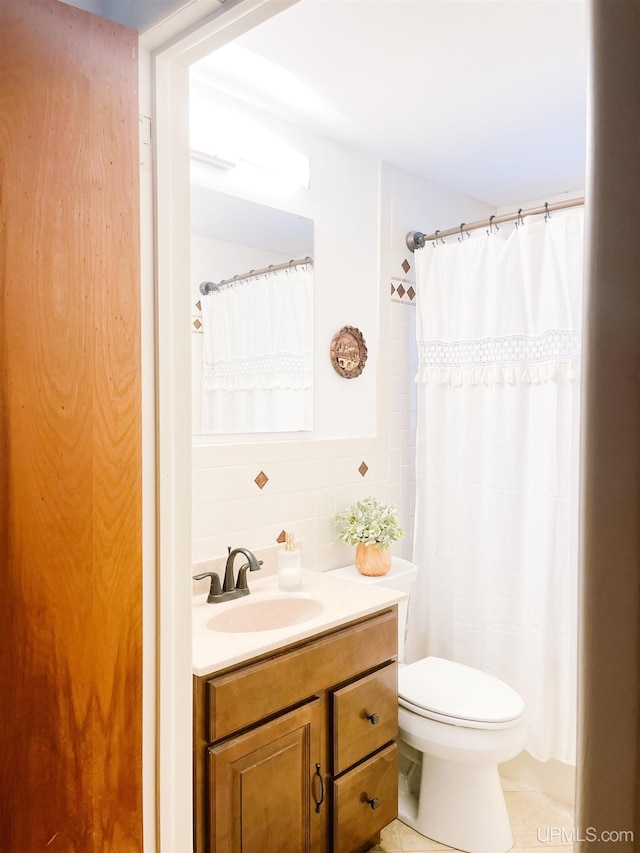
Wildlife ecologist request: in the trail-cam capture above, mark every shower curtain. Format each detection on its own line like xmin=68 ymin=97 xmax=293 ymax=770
xmin=407 ymin=210 xmax=583 ymax=764
xmin=201 ymin=265 xmax=313 ymax=434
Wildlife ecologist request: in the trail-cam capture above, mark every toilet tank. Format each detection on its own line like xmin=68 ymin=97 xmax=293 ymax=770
xmin=328 ymin=557 xmax=418 ymax=660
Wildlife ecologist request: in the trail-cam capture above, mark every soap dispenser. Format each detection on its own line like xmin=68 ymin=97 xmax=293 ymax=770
xmin=278 ymin=532 xmax=302 ymax=591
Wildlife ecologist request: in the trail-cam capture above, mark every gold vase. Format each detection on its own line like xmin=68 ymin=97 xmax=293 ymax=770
xmin=355 ymin=542 xmax=392 ymax=577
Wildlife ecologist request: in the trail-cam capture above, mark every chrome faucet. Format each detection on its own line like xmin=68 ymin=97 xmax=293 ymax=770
xmin=193 ymin=546 xmax=263 ymax=603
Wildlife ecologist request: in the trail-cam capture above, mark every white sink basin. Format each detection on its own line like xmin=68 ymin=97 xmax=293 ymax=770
xmin=206 ymin=595 xmax=324 ymax=633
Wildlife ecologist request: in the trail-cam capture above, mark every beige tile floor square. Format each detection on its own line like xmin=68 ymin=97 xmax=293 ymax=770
xmin=370 ymin=777 xmax=575 ymax=853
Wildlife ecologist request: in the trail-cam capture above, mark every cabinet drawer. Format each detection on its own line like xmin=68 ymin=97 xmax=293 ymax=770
xmin=205 ymin=609 xmax=397 ymax=742
xmin=332 ymin=744 xmax=398 ymax=853
xmin=333 ymin=663 xmax=397 ymax=774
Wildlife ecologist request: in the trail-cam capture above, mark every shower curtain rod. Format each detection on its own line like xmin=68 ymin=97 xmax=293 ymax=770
xmin=406 ymin=197 xmax=584 ymax=252
xmin=199 ymin=256 xmax=313 ymax=295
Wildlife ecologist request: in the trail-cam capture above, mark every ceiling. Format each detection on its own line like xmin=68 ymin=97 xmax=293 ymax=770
xmin=64 ymin=0 xmax=587 ymax=209
xmin=196 ymin=0 xmax=587 ymax=209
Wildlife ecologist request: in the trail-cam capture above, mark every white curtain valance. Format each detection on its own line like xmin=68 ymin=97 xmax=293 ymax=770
xmin=417 ymin=329 xmax=581 ymax=386
xmin=203 ymin=352 xmax=313 ymax=391
xmin=415 ymin=210 xmax=584 ymax=387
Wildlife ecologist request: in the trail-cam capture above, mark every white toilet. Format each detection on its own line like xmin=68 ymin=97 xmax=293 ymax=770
xmin=329 ymin=558 xmax=525 ymax=853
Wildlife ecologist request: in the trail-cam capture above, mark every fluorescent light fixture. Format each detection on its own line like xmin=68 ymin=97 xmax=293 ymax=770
xmin=190 ymin=149 xmax=237 ymax=170
xmin=189 ymin=86 xmax=310 ymax=197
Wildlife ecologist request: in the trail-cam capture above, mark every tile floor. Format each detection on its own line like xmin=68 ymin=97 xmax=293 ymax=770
xmin=371 ymin=776 xmax=575 ymax=852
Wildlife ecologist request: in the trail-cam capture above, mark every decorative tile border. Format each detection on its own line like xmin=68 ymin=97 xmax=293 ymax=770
xmin=192 ymin=299 xmax=203 ymax=334
xmin=391 ymin=257 xmax=416 ymax=305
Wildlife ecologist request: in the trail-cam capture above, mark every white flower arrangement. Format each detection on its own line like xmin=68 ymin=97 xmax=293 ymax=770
xmin=334 ymin=497 xmax=405 ymax=550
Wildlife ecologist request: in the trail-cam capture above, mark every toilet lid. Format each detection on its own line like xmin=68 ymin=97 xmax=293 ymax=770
xmin=398 ymin=657 xmax=524 ymax=726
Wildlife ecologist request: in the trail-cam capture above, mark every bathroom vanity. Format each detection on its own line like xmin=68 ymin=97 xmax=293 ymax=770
xmin=192 ymin=570 xmax=405 ymax=853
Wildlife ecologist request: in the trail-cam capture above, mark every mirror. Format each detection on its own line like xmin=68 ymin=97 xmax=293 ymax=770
xmin=191 ymin=185 xmax=314 ymax=436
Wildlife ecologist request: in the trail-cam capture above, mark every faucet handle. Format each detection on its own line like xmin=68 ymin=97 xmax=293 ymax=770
xmin=235 ymin=560 xmax=263 ymax=590
xmin=193 ymin=571 xmax=222 ymax=602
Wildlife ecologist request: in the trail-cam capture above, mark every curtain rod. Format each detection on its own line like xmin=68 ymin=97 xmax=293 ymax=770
xmin=199 ymin=256 xmax=313 ymax=295
xmin=406 ymin=197 xmax=585 ymax=252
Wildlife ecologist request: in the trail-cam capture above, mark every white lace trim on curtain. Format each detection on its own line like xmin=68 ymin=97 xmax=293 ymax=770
xmin=204 ymin=352 xmax=313 ymax=391
xmin=416 ymin=329 xmax=581 ymax=386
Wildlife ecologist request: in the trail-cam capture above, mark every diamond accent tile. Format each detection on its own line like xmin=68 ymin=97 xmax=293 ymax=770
xmin=397 ymin=284 xmax=406 ymax=299
xmin=402 ymin=258 xmax=411 ymax=274
xmin=358 ymin=461 xmax=368 ymax=477
xmin=407 ymin=286 xmax=416 ymax=301
xmin=276 ymin=530 xmax=287 ymax=544
xmin=254 ymin=471 xmax=268 ymax=490
xmin=193 ymin=318 xmax=202 ymax=330
xmin=196 ymin=300 xmax=201 ymax=311
xmin=390 ymin=283 xmax=396 ymax=295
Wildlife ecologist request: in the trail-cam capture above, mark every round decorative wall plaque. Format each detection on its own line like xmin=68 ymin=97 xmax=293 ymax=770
xmin=330 ymin=326 xmax=368 ymax=379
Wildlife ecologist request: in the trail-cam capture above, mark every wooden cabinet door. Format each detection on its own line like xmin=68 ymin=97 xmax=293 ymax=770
xmin=208 ymin=700 xmax=325 ymax=853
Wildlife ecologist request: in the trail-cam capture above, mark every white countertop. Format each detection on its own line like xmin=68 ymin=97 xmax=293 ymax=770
xmin=192 ymin=568 xmax=406 ymax=677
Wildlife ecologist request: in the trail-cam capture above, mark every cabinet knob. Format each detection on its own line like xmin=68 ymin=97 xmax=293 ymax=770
xmin=367 ymin=796 xmax=380 ymax=810
xmin=366 ymin=712 xmax=380 ymax=725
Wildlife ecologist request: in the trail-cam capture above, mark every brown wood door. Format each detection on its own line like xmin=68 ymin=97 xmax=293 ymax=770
xmin=0 ymin=1 xmax=142 ymax=850
xmin=208 ymin=700 xmax=325 ymax=853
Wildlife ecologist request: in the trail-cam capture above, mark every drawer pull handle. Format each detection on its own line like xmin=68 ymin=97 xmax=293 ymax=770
xmin=366 ymin=712 xmax=380 ymax=725
xmin=367 ymin=796 xmax=380 ymax=810
xmin=314 ymin=763 xmax=325 ymax=814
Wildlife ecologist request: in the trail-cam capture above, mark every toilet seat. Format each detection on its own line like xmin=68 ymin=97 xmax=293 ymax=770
xmin=398 ymin=656 xmax=524 ymax=730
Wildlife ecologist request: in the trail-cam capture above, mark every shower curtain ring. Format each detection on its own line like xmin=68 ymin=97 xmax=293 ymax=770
xmin=544 ymin=202 xmax=551 ymax=221
xmin=516 ymin=209 xmax=524 ymax=228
